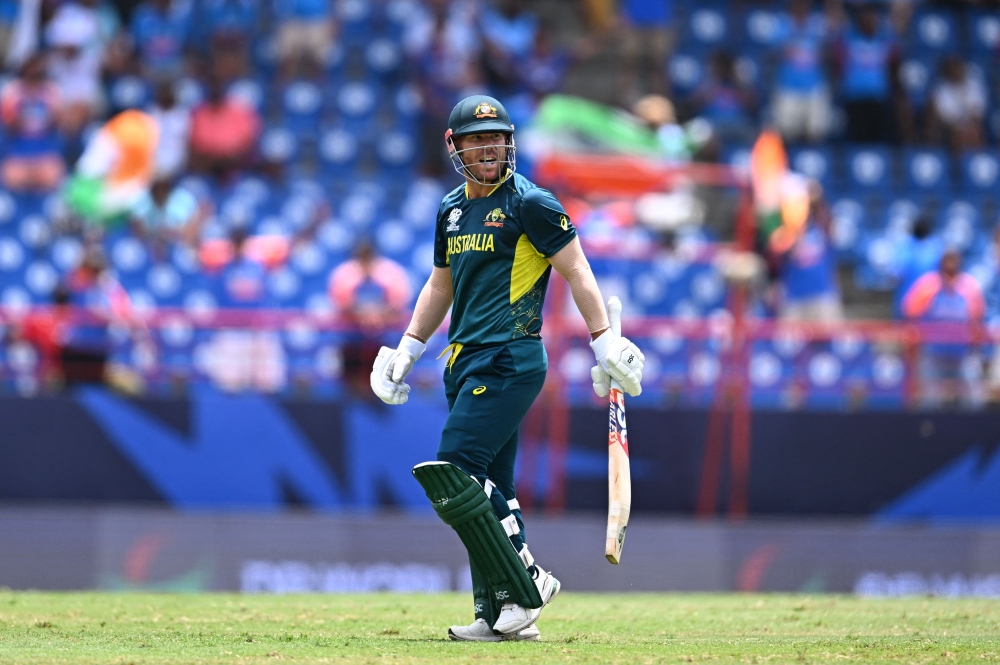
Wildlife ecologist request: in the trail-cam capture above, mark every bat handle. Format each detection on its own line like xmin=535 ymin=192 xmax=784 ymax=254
xmin=608 ymin=296 xmax=622 ymax=337
xmin=607 ymin=296 xmax=623 ymax=392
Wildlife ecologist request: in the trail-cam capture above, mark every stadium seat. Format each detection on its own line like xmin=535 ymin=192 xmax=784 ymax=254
xmin=854 ymin=232 xmax=899 ymax=291
xmin=902 ymin=148 xmax=951 ymax=197
xmin=111 ymin=237 xmax=149 ymax=275
xmin=108 ymin=76 xmax=150 ymax=113
xmin=23 ymin=260 xmax=57 ymax=299
xmin=147 ymin=263 xmax=183 ymax=305
xmin=741 ymin=8 xmax=783 ymax=48
xmin=259 ymin=126 xmax=300 ymax=167
xmin=843 ymin=146 xmax=893 ymax=194
xmin=227 ymin=78 xmax=266 ymax=114
xmin=375 ymin=129 xmax=417 ymax=173
xmin=280 ymin=80 xmax=325 ymax=138
xmin=683 ymin=7 xmax=729 ymax=47
xmin=898 ymin=56 xmax=937 ymax=110
xmin=967 ymin=11 xmax=1000 ymax=53
xmin=336 ymin=81 xmax=378 ymax=135
xmin=669 ymin=51 xmax=706 ymax=97
xmin=908 ymin=9 xmax=958 ymax=53
xmin=318 ymin=126 xmax=360 ymax=176
xmin=959 ymin=150 xmax=1000 ymax=195
xmin=937 ymin=200 xmax=982 ymax=253
xmin=49 ymin=236 xmax=84 ymax=272
xmin=790 ymin=146 xmax=834 ymax=190
xmin=337 ymin=0 xmax=374 ymax=45
xmin=365 ymin=37 xmax=402 ymax=77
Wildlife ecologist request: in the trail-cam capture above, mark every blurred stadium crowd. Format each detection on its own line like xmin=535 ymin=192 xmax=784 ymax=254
xmin=0 ymin=0 xmax=999 ymax=407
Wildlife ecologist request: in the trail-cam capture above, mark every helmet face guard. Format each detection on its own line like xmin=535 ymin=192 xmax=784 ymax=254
xmin=445 ymin=128 xmax=516 ymax=186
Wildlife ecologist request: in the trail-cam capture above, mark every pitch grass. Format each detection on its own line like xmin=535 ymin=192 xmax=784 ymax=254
xmin=0 ymin=592 xmax=998 ymax=664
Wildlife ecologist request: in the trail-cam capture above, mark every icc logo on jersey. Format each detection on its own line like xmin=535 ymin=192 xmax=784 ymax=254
xmin=446 ymin=208 xmax=462 ymax=232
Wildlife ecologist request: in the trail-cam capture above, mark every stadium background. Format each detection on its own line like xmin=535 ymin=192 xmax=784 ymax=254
xmin=1 ymin=0 xmax=999 ymax=597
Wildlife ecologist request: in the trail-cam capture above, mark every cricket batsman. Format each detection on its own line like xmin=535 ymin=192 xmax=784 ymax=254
xmin=370 ymin=95 xmax=645 ymax=641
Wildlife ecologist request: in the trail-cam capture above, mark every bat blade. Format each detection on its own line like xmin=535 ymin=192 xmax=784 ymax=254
xmin=605 ymin=295 xmax=631 ymax=564
xmin=606 ymin=385 xmax=631 ymax=564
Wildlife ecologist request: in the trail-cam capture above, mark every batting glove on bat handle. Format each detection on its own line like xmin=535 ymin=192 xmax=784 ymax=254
xmin=369 ymin=336 xmax=426 ymax=405
xmin=590 ymin=328 xmax=645 ymax=397
xmin=591 ymin=365 xmax=610 ymax=398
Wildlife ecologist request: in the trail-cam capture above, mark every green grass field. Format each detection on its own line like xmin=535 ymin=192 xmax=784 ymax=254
xmin=0 ymin=591 xmax=998 ymax=664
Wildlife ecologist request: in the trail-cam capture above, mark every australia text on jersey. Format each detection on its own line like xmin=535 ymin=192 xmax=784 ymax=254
xmin=447 ymin=233 xmax=495 ymax=258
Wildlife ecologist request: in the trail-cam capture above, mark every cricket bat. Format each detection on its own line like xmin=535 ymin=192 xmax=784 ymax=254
xmin=605 ymin=296 xmax=631 ymax=564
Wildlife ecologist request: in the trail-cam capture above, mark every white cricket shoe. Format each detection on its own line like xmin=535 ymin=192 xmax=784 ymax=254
xmin=448 ymin=618 xmax=540 ymax=642
xmin=492 ymin=566 xmax=560 ymax=636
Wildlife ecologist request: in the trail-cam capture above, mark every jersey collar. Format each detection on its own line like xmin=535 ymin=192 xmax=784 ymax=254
xmin=465 ymin=169 xmax=512 ymax=200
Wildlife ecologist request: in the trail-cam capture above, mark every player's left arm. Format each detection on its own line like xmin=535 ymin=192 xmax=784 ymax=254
xmin=521 ymin=187 xmax=645 ymax=397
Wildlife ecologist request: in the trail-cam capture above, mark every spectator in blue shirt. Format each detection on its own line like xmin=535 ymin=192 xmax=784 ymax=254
xmin=771 ymin=181 xmax=843 ymax=323
xmin=890 ymin=216 xmax=943 ymax=319
xmin=690 ymin=51 xmax=757 ymax=145
xmin=130 ymin=0 xmax=192 ymax=78
xmin=619 ymin=0 xmax=674 ymax=102
xmin=273 ymin=0 xmax=334 ymax=80
xmin=770 ymin=0 xmax=832 ymax=144
xmin=834 ymin=4 xmax=901 ymax=144
xmin=199 ymin=0 xmax=257 ymax=80
xmin=480 ymin=0 xmax=539 ymax=96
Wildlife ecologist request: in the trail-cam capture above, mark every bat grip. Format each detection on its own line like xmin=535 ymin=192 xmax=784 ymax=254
xmin=607 ymin=296 xmax=623 ymax=392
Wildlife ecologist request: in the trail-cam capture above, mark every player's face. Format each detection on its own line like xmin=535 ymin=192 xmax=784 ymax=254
xmin=456 ymin=133 xmax=508 ymax=183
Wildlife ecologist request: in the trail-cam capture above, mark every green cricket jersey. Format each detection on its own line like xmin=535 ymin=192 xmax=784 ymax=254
xmin=433 ymin=172 xmax=577 ymax=372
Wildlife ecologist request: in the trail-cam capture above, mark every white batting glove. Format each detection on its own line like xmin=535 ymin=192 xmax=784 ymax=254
xmin=591 ymin=365 xmax=610 ymax=398
xmin=370 ymin=335 xmax=426 ymax=405
xmin=590 ymin=328 xmax=644 ymax=397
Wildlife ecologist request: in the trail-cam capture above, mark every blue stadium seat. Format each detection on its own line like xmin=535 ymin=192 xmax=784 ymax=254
xmin=748 ymin=343 xmax=793 ymax=409
xmin=252 ymin=35 xmax=278 ymax=77
xmin=854 ymin=232 xmax=898 ymax=291
xmin=108 ymin=76 xmax=150 ymax=113
xmin=881 ymin=197 xmax=923 ymax=237
xmin=959 ymin=150 xmax=1000 ymax=195
xmin=829 ymin=197 xmax=863 ymax=261
xmin=280 ymin=80 xmax=325 ymax=138
xmin=843 ymin=146 xmax=893 ymax=194
xmin=902 ymin=148 xmax=951 ymax=197
xmin=967 ymin=11 xmax=1000 ymax=53
xmin=375 ymin=129 xmax=417 ymax=173
xmin=741 ymin=8 xmax=783 ymax=48
xmin=898 ymin=55 xmax=936 ymax=110
xmin=336 ymin=81 xmax=378 ymax=135
xmin=790 ymin=146 xmax=834 ymax=190
xmin=23 ymin=260 xmax=57 ymax=299
xmin=668 ymin=51 xmax=705 ymax=97
xmin=147 ymin=263 xmax=183 ymax=306
xmin=49 ymin=236 xmax=84 ymax=272
xmin=375 ymin=220 xmax=414 ymax=263
xmin=683 ymin=7 xmax=729 ymax=47
xmin=365 ymin=37 xmax=402 ymax=77
xmin=258 ymin=126 xmax=300 ymax=167
xmin=337 ymin=0 xmax=374 ymax=45
xmin=937 ymin=200 xmax=982 ymax=254
xmin=111 ymin=237 xmax=149 ymax=275
xmin=227 ymin=78 xmax=266 ymax=114
xmin=318 ymin=126 xmax=360 ymax=176
xmin=908 ymin=9 xmax=958 ymax=53
xmin=18 ymin=213 xmax=50 ymax=250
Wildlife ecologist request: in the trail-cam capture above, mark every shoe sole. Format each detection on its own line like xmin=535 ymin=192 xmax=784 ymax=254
xmin=448 ymin=628 xmax=501 ymax=642
xmin=493 ymin=575 xmax=561 ymax=636
xmin=448 ymin=627 xmax=540 ymax=642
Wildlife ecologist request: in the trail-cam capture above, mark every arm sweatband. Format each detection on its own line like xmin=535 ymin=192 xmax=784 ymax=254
xmin=405 ymin=266 xmax=453 ymax=342
xmin=548 ymin=237 xmax=610 ymax=335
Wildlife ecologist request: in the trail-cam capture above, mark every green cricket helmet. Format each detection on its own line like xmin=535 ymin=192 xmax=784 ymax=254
xmin=445 ymin=95 xmax=516 ymax=185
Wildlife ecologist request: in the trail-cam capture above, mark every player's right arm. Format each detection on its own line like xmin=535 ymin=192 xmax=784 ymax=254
xmin=371 ymin=200 xmax=455 ymax=405
xmin=405 ymin=266 xmax=453 ymax=343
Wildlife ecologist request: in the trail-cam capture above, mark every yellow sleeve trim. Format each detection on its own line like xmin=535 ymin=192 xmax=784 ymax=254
xmin=510 ymin=234 xmax=549 ymax=304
